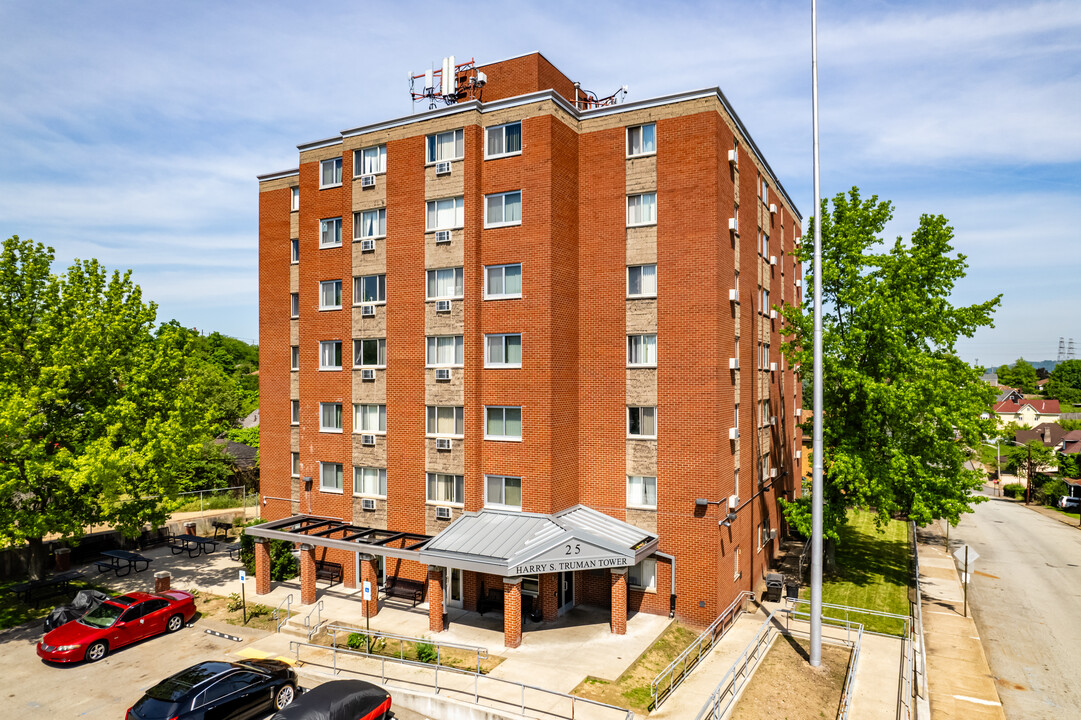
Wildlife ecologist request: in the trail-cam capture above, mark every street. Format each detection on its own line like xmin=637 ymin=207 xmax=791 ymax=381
xmin=953 ymin=492 xmax=1081 ymax=718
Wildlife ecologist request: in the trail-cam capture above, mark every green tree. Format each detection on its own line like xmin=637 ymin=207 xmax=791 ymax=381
xmin=1047 ymin=359 xmax=1081 ymax=406
xmin=1005 ymin=440 xmax=1056 ymax=479
xmin=0 ymin=236 xmax=209 ymax=578
xmin=1006 ymin=358 xmax=1038 ymax=394
xmin=779 ymin=189 xmax=1000 ymax=567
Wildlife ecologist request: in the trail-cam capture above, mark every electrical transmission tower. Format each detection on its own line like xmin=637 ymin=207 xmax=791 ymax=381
xmin=1069 ymin=338 xmax=1076 ymax=360
xmin=1058 ymin=337 xmax=1067 ymax=363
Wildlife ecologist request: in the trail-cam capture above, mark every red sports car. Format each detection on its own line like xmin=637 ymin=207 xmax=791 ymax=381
xmin=37 ymin=590 xmax=196 ymax=663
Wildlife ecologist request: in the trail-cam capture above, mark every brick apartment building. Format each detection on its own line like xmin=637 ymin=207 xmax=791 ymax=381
xmin=253 ymin=52 xmax=803 ymax=647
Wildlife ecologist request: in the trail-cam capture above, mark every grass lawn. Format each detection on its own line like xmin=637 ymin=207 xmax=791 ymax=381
xmin=801 ymin=509 xmax=910 ymax=636
xmin=1054 ymin=508 xmax=1080 ymax=522
xmin=0 ymin=577 xmax=116 ymax=631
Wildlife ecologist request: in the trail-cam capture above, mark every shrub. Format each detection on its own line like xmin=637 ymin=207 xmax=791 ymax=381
xmin=239 ymin=520 xmax=298 ymax=582
xmin=347 ymin=632 xmax=367 ymax=651
xmin=1038 ymin=479 xmax=1068 ymax=507
xmin=226 ymin=592 xmax=244 ymax=612
xmin=1002 ymin=483 xmax=1025 ymax=499
xmin=415 ymin=640 xmax=438 ymax=664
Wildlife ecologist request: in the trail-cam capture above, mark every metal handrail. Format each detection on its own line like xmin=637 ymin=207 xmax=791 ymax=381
xmin=303 ymin=600 xmax=324 ymax=641
xmin=287 ymin=639 xmax=633 ymax=720
xmin=838 ymin=623 xmax=864 ymax=720
xmin=909 ymin=521 xmax=929 ymax=720
xmin=784 ymin=596 xmax=910 ymax=638
xmin=273 ymin=593 xmax=293 ymax=632
xmin=326 ymin=623 xmax=489 ymax=675
xmin=650 ymin=590 xmax=753 ymax=706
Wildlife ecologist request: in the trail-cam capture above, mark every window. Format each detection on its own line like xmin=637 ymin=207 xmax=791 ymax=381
xmin=627 ymin=475 xmax=657 ymax=508
xmin=290 ymin=186 xmax=299 ymax=211
xmin=484 ymin=191 xmax=522 ymax=228
xmin=761 ymin=232 xmax=769 ymax=257
xmin=319 ymin=403 xmax=343 ymax=433
xmin=759 ymin=399 xmax=770 ymax=428
xmin=319 ymin=280 xmax=342 ymax=310
xmin=291 ymin=400 xmax=300 ymax=425
xmin=355 ymin=209 xmax=386 ymax=239
xmin=627 ymin=264 xmax=657 ymax=298
xmin=353 ymin=338 xmax=386 ymax=367
xmin=355 ymin=145 xmax=387 ymax=176
xmin=354 ymin=467 xmax=387 ymax=497
xmin=427 ymin=335 xmax=463 ymax=366
xmin=759 ymin=517 xmax=772 ymax=550
xmin=319 ymin=341 xmax=342 ymax=370
xmin=426 ymin=267 xmax=464 ymax=300
xmin=320 ymin=462 xmax=343 ymax=492
xmin=484 ymin=263 xmax=522 ymax=299
xmin=320 ymin=158 xmax=342 ymax=188
xmin=290 ymin=238 xmax=299 ymax=264
xmin=485 ymin=334 xmax=522 ymax=368
xmin=290 ymin=293 xmax=299 ymax=318
xmin=627 ymin=123 xmax=656 ymax=157
xmin=761 ymin=178 xmax=769 ymax=204
xmin=628 ymin=407 xmax=656 ymax=438
xmin=758 ymin=342 xmax=770 ymax=370
xmin=734 ymin=270 xmax=739 ymax=297
xmin=628 ymin=334 xmax=657 ymax=366
xmin=734 ymin=467 xmax=740 ymax=501
xmin=485 ymin=475 xmax=522 ymax=509
xmin=354 ymin=274 xmax=386 ymax=304
xmin=760 ymin=289 xmax=770 ymax=314
xmin=427 ymin=472 xmax=464 ymax=504
xmin=354 ymin=403 xmax=387 ymax=433
xmin=734 ymin=402 xmax=739 ymax=433
xmin=291 ymin=452 xmax=299 ymax=477
xmin=486 ymin=121 xmax=522 ymax=158
xmin=426 ymin=197 xmax=464 ymax=230
xmin=627 ymin=193 xmax=657 ymax=226
xmin=629 ymin=557 xmax=657 ymax=590
xmin=290 ymin=345 xmax=299 ymax=371
xmin=320 ymin=217 xmax=342 ymax=247
xmin=426 ymin=128 xmax=464 ymax=163
xmin=485 ymin=406 xmax=522 ymax=440
xmin=427 ymin=406 xmax=464 ymax=437
xmin=734 ymin=546 xmax=741 ymax=580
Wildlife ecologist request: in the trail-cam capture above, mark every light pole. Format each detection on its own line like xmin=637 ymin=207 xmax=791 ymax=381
xmin=809 ymin=0 xmax=825 ymax=668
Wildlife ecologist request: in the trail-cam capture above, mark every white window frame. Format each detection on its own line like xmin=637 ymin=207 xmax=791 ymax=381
xmin=353 ymin=466 xmax=387 ymax=497
xmin=629 ymin=557 xmax=657 ymax=591
xmin=626 ymin=123 xmax=656 ymax=158
xmin=319 ymin=402 xmax=343 ymax=433
xmin=319 ymin=217 xmax=342 ymax=248
xmin=628 ymin=406 xmax=657 ymax=439
xmin=291 ymin=400 xmax=300 ymax=426
xmin=290 ymin=345 xmax=299 ymax=371
xmin=290 ymin=238 xmax=299 ymax=264
xmin=627 ymin=264 xmax=657 ymax=298
xmin=426 ymin=128 xmax=464 ymax=164
xmin=485 ymin=474 xmax=523 ymax=510
xmin=319 ymin=158 xmax=342 ymax=189
xmin=426 ymin=197 xmax=465 ymax=231
xmin=353 ymin=403 xmax=387 ymax=434
xmin=291 ymin=452 xmax=300 ymax=477
xmin=627 ymin=475 xmax=657 ymax=509
xmin=485 ymin=334 xmax=522 ymax=368
xmin=353 ymin=338 xmax=386 ymax=368
xmin=734 ymin=546 xmax=741 ymax=580
xmin=485 ymin=406 xmax=522 ymax=441
xmin=426 ymin=267 xmax=464 ymax=300
xmin=290 ymin=186 xmax=299 ymax=212
xmin=319 ymin=462 xmax=343 ymax=493
xmin=426 ymin=406 xmax=464 ymax=438
xmin=353 ymin=274 xmax=386 ymax=305
xmin=426 ymin=335 xmax=464 ymax=367
xmin=290 ymin=293 xmax=299 ymax=318
xmin=628 ymin=334 xmax=657 ymax=367
xmin=354 ymin=208 xmax=386 ymax=240
xmin=319 ymin=340 xmax=342 ymax=371
xmin=627 ymin=192 xmax=657 ymax=227
xmin=426 ymin=472 xmax=465 ymax=505
xmin=484 ymin=191 xmax=522 ymax=228
xmin=355 ymin=145 xmax=387 ymax=176
xmin=484 ymin=263 xmax=522 ymax=300
xmin=485 ymin=121 xmax=522 ymax=159
xmin=319 ymin=280 xmax=342 ymax=311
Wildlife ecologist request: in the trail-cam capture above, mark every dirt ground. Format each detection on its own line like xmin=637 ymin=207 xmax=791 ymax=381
xmin=730 ymin=634 xmax=850 ymax=720
xmin=193 ymin=590 xmax=286 ymax=632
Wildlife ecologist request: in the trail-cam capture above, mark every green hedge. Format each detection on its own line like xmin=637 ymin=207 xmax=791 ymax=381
xmin=239 ymin=520 xmax=298 ymax=581
xmin=1002 ymin=483 xmax=1025 ymax=499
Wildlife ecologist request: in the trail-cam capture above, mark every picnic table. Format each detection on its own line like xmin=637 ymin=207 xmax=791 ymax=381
xmin=169 ymin=533 xmax=219 ymax=558
xmin=7 ymin=570 xmax=85 ymax=606
xmin=94 ymin=549 xmax=152 ymax=577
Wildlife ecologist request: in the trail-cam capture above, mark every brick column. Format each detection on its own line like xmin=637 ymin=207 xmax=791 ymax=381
xmin=427 ymin=566 xmax=444 ymax=633
xmin=299 ymin=544 xmax=316 ymax=606
xmin=359 ymin=554 xmax=379 ymax=619
xmin=154 ymin=571 xmax=171 ymax=593
xmin=539 ymin=573 xmax=559 ymax=622
xmin=610 ymin=568 xmax=628 ymax=635
xmin=504 ymin=577 xmax=523 ymax=648
xmin=254 ymin=539 xmax=272 ymax=595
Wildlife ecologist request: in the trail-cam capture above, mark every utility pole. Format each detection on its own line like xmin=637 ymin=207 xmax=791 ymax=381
xmin=1025 ymin=443 xmax=1032 ymax=505
xmin=809 ymin=0 xmax=825 ymax=668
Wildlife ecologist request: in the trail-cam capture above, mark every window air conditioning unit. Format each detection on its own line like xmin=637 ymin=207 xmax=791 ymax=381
xmin=729 ymin=427 xmax=739 ymax=440
xmin=435 ymin=368 xmax=452 ymax=381
xmin=729 ymin=357 xmax=739 ymax=370
xmin=770 ymin=309 xmax=778 ymax=320
xmin=769 ymin=255 xmax=777 ymax=266
xmin=435 ymin=230 xmax=451 ymax=244
xmin=435 ymin=161 xmax=452 ymax=175
xmin=795 ymin=408 xmax=802 ymax=418
xmin=769 ymin=528 xmax=778 ymax=540
xmin=361 ymin=434 xmax=376 ymax=446
xmin=360 ymin=239 xmax=375 ymax=252
xmin=770 ymin=362 xmax=777 ymax=372
xmin=360 ymin=174 xmax=376 ymax=188
xmin=435 ymin=300 xmax=452 ymax=313
xmin=728 ymin=494 xmax=739 ymax=511
xmin=769 ymin=203 xmax=778 ymax=214
xmin=727 ymin=149 xmax=738 ymax=166
xmin=770 ymin=415 xmax=777 ymax=426
xmin=361 ymin=304 xmax=375 ymax=317
xmin=436 ymin=437 xmax=452 ymax=451
xmin=361 ymin=498 xmax=377 ymax=511
xmin=728 ymin=217 xmax=739 ymax=233
xmin=435 ymin=506 xmax=452 ymax=520
xmin=796 ymin=450 xmax=802 ymax=459
xmin=770 ymin=468 xmax=778 ymax=479
xmin=361 ymin=368 xmax=376 ymax=381
xmin=728 ymin=288 xmax=738 ymax=301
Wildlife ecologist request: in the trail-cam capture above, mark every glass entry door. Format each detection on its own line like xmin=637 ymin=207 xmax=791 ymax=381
xmin=559 ymin=571 xmax=574 ymax=612
xmin=445 ymin=567 xmax=463 ymax=608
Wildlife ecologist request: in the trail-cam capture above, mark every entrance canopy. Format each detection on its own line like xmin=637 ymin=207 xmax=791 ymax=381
xmin=246 ymin=505 xmax=658 ymax=577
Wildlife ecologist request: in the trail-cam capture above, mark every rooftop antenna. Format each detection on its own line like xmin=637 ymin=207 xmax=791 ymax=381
xmin=409 ymin=56 xmax=484 ymax=109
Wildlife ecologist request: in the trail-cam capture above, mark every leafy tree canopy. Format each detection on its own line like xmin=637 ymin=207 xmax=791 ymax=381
xmin=1004 ymin=440 xmax=1056 ymax=478
xmin=780 ymin=189 xmax=1000 ymax=551
xmin=997 ymin=358 xmax=1038 ymax=394
xmin=1047 ymin=359 xmax=1081 ymax=406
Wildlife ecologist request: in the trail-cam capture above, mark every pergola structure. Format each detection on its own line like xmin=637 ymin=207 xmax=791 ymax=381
xmin=246 ymin=506 xmax=659 ymax=647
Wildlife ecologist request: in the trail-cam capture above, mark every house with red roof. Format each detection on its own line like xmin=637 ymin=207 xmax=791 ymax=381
xmin=992 ymin=397 xmax=1061 ymax=427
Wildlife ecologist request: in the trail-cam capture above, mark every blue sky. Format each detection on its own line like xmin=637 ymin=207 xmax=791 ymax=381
xmin=1 ymin=0 xmax=1078 ymax=367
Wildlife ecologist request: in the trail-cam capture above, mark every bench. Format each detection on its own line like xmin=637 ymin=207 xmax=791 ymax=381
xmin=226 ymin=542 xmax=242 ymax=561
xmin=94 ymin=560 xmax=131 ymax=577
xmin=212 ymin=520 xmax=235 ymax=541
xmin=315 ymin=560 xmax=342 ymax=586
xmin=6 ymin=570 xmax=85 ymax=606
xmin=383 ymin=576 xmax=424 ymax=607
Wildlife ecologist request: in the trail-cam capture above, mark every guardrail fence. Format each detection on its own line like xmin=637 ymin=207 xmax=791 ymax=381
xmin=325 ymin=623 xmax=489 ymax=676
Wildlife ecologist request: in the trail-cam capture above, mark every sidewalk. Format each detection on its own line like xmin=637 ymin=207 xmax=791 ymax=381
xmin=916 ymin=521 xmax=1006 ymax=719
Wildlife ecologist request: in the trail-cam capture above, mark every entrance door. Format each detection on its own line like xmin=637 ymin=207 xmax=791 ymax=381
xmin=356 ymin=554 xmax=385 ymax=592
xmin=445 ymin=567 xmax=463 ymax=608
xmin=559 ymin=571 xmax=574 ymax=613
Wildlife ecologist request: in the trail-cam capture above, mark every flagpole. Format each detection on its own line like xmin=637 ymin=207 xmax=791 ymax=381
xmin=809 ymin=0 xmax=824 ymax=668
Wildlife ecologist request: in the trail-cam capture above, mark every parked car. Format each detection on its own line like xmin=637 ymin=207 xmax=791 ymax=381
xmin=43 ymin=588 xmax=109 ymax=633
xmin=126 ymin=659 xmax=297 ymax=720
xmin=270 ymin=679 xmax=390 ymax=720
xmin=1059 ymin=495 xmax=1081 ymax=511
xmin=36 ymin=590 xmax=196 ymax=663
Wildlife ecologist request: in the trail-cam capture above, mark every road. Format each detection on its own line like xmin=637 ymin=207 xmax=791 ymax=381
xmin=953 ymin=493 xmax=1081 ymax=718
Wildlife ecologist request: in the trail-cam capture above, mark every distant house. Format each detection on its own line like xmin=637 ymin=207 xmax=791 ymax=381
xmin=213 ymin=439 xmax=258 ymax=470
xmin=1036 ymin=378 xmax=1050 ymax=393
xmin=1061 ymin=430 xmax=1081 ymax=456
xmin=980 ymin=371 xmax=999 ymax=386
xmin=1016 ymin=423 xmax=1067 ymax=448
xmin=993 ymin=397 xmax=1060 ymax=427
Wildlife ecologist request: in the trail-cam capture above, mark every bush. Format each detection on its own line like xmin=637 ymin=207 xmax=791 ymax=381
xmin=239 ymin=520 xmax=298 ymax=581
xmin=1038 ymin=479 xmax=1068 ymax=507
xmin=1002 ymin=483 xmax=1025 ymax=499
xmin=226 ymin=592 xmax=244 ymax=612
xmin=347 ymin=632 xmax=367 ymax=651
xmin=415 ymin=640 xmax=438 ymax=664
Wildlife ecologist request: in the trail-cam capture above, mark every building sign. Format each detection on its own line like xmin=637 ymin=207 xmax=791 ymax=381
xmin=511 ymin=539 xmax=631 ymax=576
